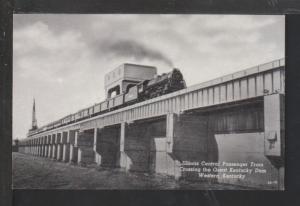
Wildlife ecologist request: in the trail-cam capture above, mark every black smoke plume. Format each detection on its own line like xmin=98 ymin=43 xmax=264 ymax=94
xmin=100 ymin=39 xmax=173 ymax=67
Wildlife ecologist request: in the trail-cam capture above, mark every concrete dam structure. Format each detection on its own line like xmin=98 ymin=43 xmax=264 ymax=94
xmin=18 ymin=59 xmax=285 ymax=189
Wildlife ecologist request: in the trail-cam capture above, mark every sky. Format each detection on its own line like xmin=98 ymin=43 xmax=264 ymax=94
xmin=13 ymin=14 xmax=285 ymax=140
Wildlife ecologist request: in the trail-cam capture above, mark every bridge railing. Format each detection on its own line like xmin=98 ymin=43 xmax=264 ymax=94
xmin=184 ymin=58 xmax=285 ymax=94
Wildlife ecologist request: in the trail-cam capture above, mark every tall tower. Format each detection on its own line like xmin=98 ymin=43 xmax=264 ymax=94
xmin=31 ymin=98 xmax=38 ymax=130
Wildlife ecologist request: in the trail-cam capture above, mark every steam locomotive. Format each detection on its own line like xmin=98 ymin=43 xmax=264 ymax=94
xmin=30 ymin=68 xmax=186 ymax=135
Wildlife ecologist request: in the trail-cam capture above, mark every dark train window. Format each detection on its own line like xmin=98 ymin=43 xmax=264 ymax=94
xmin=108 ymin=85 xmax=120 ymax=98
xmin=126 ymin=84 xmax=136 ymax=93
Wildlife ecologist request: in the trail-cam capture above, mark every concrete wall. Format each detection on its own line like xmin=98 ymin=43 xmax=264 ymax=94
xmin=149 ymin=137 xmax=181 ymax=177
xmin=171 ymin=103 xmax=264 ymax=180
xmin=173 ymin=98 xmax=284 ymax=189
xmin=61 ymin=131 xmax=69 ymax=162
xmin=57 ymin=144 xmax=63 ymax=161
xmin=62 ymin=144 xmax=70 ymax=162
xmin=77 ymin=129 xmax=95 ymax=165
xmin=171 ymin=113 xmax=212 ymax=179
xmin=97 ymin=125 xmax=120 ymax=167
xmin=207 ymin=102 xmax=264 ymax=134
xmin=70 ymin=145 xmax=78 ymax=163
xmin=120 ymin=118 xmax=181 ymax=176
xmin=215 ymin=133 xmax=281 ymax=189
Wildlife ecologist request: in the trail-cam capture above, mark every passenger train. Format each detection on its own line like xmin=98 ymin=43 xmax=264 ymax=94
xmin=29 ymin=68 xmax=186 ymax=136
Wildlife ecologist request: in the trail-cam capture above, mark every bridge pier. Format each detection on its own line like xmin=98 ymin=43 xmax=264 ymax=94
xmin=165 ymin=112 xmax=211 ymax=178
xmin=61 ymin=131 xmax=69 ymax=162
xmin=77 ymin=129 xmax=95 ymax=166
xmin=120 ymin=120 xmax=158 ymax=172
xmin=119 ymin=122 xmax=129 ymax=169
xmin=43 ymin=137 xmax=46 ymax=156
xmin=38 ymin=138 xmax=41 ymax=156
xmin=44 ymin=137 xmax=47 ymax=156
xmin=39 ymin=138 xmax=44 ymax=156
xmin=56 ymin=132 xmax=63 ymax=161
xmin=47 ymin=135 xmax=52 ymax=158
xmin=52 ymin=146 xmax=56 ymax=159
xmin=117 ymin=117 xmax=173 ymax=174
xmin=48 ymin=145 xmax=52 ymax=158
xmin=43 ymin=136 xmax=48 ymax=157
xmin=94 ymin=128 xmax=101 ymax=165
xmin=57 ymin=144 xmax=62 ymax=160
xmin=37 ymin=142 xmax=40 ymax=156
xmin=69 ymin=131 xmax=78 ymax=163
xmin=50 ymin=134 xmax=56 ymax=159
xmin=264 ymin=94 xmax=285 ymax=190
xmin=52 ymin=136 xmax=58 ymax=159
xmin=37 ymin=138 xmax=40 ymax=156
xmin=96 ymin=125 xmax=121 ymax=168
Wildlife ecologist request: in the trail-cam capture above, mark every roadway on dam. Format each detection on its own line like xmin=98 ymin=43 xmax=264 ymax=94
xmin=12 ymin=152 xmax=250 ymax=190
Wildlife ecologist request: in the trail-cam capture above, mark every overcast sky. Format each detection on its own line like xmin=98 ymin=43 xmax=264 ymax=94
xmin=13 ymin=14 xmax=284 ymax=140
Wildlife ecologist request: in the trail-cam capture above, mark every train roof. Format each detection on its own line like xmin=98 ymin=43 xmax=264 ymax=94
xmin=104 ymin=63 xmax=157 ymax=89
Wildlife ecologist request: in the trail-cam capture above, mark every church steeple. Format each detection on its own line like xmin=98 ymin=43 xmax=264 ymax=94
xmin=31 ymin=98 xmax=37 ymax=130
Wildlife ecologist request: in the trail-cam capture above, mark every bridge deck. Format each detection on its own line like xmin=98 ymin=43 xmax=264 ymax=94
xmin=27 ymin=58 xmax=285 ymax=138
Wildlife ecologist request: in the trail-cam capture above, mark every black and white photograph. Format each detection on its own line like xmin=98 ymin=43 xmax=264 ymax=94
xmin=12 ymin=14 xmax=285 ymax=190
